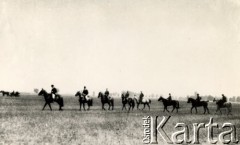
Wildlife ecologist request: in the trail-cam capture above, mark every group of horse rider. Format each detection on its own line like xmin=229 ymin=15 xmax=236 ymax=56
xmin=167 ymin=93 xmax=227 ymax=105
xmin=50 ymin=84 xmax=228 ymax=105
xmin=196 ymin=93 xmax=227 ymax=106
xmin=50 ymin=85 xmax=111 ymax=101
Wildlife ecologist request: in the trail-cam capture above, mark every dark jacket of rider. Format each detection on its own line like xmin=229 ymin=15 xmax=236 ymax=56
xmin=105 ymin=90 xmax=109 ymax=97
xmin=222 ymin=94 xmax=227 ymax=103
xmin=51 ymin=87 xmax=57 ymax=94
xmin=219 ymin=94 xmax=227 ymax=105
xmin=140 ymin=92 xmax=144 ymax=100
xmin=83 ymin=88 xmax=89 ymax=96
xmin=126 ymin=92 xmax=129 ymax=98
xmin=196 ymin=94 xmax=201 ymax=102
xmin=168 ymin=93 xmax=172 ymax=101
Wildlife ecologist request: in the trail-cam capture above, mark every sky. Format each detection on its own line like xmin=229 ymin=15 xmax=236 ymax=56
xmin=0 ymin=0 xmax=240 ymax=97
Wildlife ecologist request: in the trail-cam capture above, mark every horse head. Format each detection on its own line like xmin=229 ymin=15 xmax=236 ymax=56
xmin=187 ymin=97 xmax=192 ymax=103
xmin=38 ymin=88 xmax=46 ymax=96
xmin=158 ymin=96 xmax=163 ymax=101
xmin=75 ymin=91 xmax=81 ymax=97
xmin=98 ymin=92 xmax=102 ymax=98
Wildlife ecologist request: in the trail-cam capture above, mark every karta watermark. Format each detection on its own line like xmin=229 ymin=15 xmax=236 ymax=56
xmin=142 ymin=116 xmax=239 ymax=144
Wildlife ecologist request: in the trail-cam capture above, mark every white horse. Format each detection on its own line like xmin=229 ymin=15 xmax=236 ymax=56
xmin=134 ymin=94 xmax=151 ymax=110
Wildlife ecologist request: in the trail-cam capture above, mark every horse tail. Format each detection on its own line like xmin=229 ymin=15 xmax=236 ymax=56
xmin=176 ymin=101 xmax=180 ymax=109
xmin=149 ymin=99 xmax=151 ymax=104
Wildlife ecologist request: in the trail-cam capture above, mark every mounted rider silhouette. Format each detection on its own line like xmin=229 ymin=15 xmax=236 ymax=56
xmin=140 ymin=91 xmax=144 ymax=100
xmin=105 ymin=88 xmax=111 ymax=99
xmin=125 ymin=91 xmax=130 ymax=98
xmin=51 ymin=85 xmax=58 ymax=102
xmin=82 ymin=86 xmax=89 ymax=101
xmin=196 ymin=93 xmax=201 ymax=103
xmin=168 ymin=93 xmax=172 ymax=102
xmin=218 ymin=94 xmax=227 ymax=107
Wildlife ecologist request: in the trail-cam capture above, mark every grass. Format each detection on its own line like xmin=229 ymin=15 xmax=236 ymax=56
xmin=0 ymin=95 xmax=240 ymax=145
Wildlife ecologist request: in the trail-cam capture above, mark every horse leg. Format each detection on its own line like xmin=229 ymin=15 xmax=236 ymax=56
xmin=171 ymin=106 xmax=175 ymax=112
xmin=108 ymin=103 xmax=111 ymax=110
xmin=122 ymin=104 xmax=125 ymax=110
xmin=57 ymin=101 xmax=61 ymax=111
xmin=83 ymin=103 xmax=86 ymax=111
xmin=128 ymin=106 xmax=131 ymax=112
xmin=190 ymin=107 xmax=193 ymax=114
xmin=87 ymin=103 xmax=90 ymax=110
xmin=166 ymin=107 xmax=170 ymax=112
xmin=48 ymin=103 xmax=52 ymax=111
xmin=203 ymin=107 xmax=206 ymax=114
xmin=79 ymin=103 xmax=82 ymax=111
xmin=147 ymin=103 xmax=150 ymax=110
xmin=102 ymin=103 xmax=105 ymax=110
xmin=142 ymin=104 xmax=146 ymax=110
xmin=42 ymin=103 xmax=47 ymax=110
xmin=124 ymin=104 xmax=127 ymax=110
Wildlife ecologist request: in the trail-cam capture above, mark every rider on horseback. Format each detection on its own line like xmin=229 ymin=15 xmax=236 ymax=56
xmin=218 ymin=94 xmax=227 ymax=106
xmin=82 ymin=86 xmax=89 ymax=100
xmin=196 ymin=93 xmax=201 ymax=103
xmin=140 ymin=91 xmax=144 ymax=100
xmin=168 ymin=93 xmax=172 ymax=102
xmin=126 ymin=91 xmax=130 ymax=98
xmin=105 ymin=88 xmax=111 ymax=99
xmin=51 ymin=85 xmax=58 ymax=102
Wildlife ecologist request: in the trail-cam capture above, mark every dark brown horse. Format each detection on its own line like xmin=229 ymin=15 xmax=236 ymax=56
xmin=98 ymin=92 xmax=114 ymax=110
xmin=187 ymin=98 xmax=209 ymax=114
xmin=0 ymin=91 xmax=10 ymax=96
xmin=38 ymin=89 xmax=64 ymax=111
xmin=75 ymin=91 xmax=93 ymax=111
xmin=10 ymin=91 xmax=20 ymax=97
xmin=213 ymin=98 xmax=232 ymax=115
xmin=121 ymin=93 xmax=135 ymax=111
xmin=158 ymin=96 xmax=179 ymax=113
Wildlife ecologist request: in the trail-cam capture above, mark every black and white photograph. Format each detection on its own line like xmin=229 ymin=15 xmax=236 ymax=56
xmin=0 ymin=0 xmax=240 ymax=144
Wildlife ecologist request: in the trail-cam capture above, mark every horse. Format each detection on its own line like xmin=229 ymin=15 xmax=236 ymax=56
xmin=38 ymin=89 xmax=64 ymax=111
xmin=75 ymin=91 xmax=93 ymax=111
xmin=10 ymin=91 xmax=20 ymax=97
xmin=134 ymin=94 xmax=151 ymax=110
xmin=158 ymin=96 xmax=180 ymax=113
xmin=213 ymin=98 xmax=232 ymax=115
xmin=187 ymin=97 xmax=209 ymax=114
xmin=0 ymin=91 xmax=10 ymax=96
xmin=98 ymin=92 xmax=114 ymax=110
xmin=121 ymin=93 xmax=135 ymax=111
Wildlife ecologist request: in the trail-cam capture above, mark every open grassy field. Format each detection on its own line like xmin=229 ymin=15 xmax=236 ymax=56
xmin=0 ymin=95 xmax=240 ymax=145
